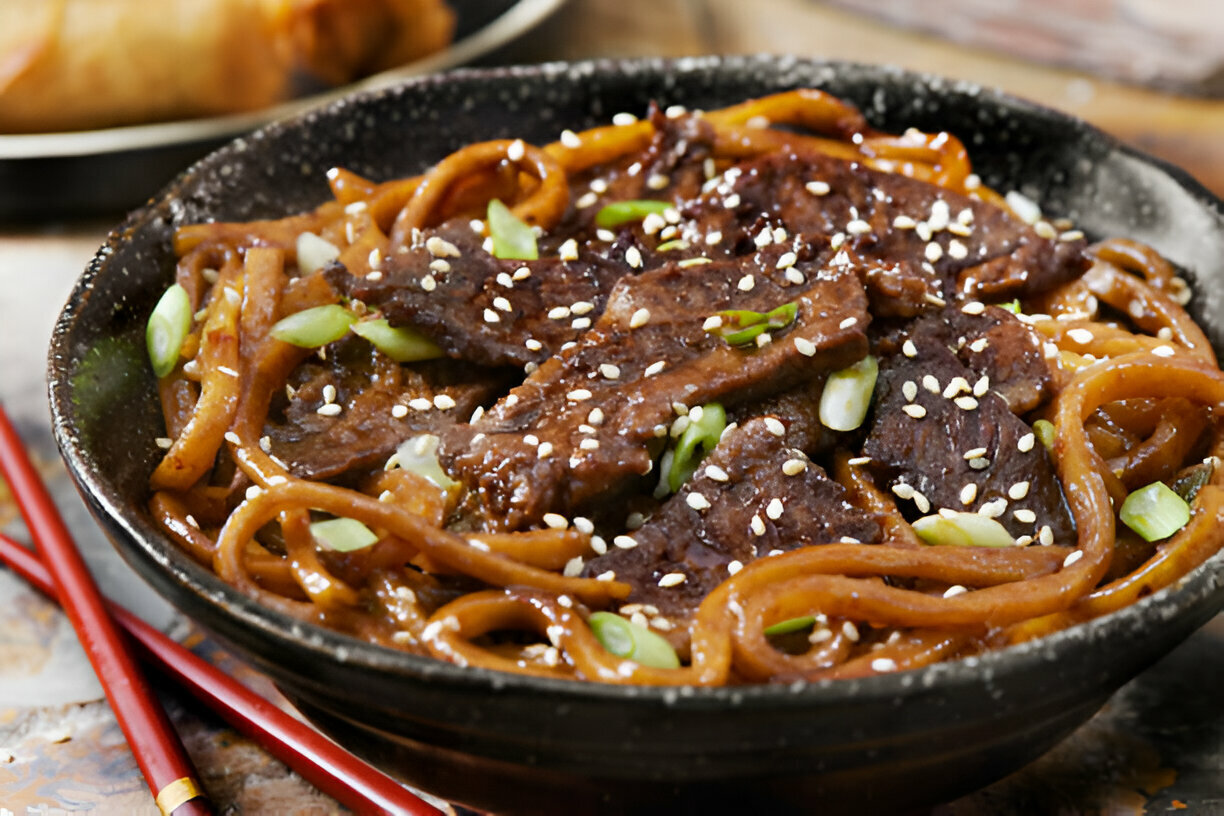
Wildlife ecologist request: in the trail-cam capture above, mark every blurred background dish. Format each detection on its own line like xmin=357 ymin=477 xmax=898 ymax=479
xmin=0 ymin=0 xmax=565 ymax=219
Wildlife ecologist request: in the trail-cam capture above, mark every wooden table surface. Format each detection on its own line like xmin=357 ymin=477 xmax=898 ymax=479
xmin=2 ymin=1 xmax=1223 ymax=813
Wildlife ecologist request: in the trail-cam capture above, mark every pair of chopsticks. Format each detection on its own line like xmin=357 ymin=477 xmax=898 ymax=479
xmin=0 ymin=405 xmax=441 ymax=816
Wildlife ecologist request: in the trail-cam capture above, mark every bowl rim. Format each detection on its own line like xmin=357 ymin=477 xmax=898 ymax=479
xmin=48 ymin=54 xmax=1224 ymax=711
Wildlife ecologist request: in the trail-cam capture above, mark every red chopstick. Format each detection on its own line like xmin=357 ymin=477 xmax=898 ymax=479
xmin=0 ymin=530 xmax=442 ymax=816
xmin=0 ymin=409 xmax=440 ymax=815
xmin=0 ymin=405 xmax=211 ymax=815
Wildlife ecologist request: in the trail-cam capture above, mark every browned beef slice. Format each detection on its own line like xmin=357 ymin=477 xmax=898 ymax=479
xmin=264 ymin=337 xmax=507 ymax=480
xmin=583 ymin=417 xmax=882 ymax=635
xmin=673 ymin=148 xmax=1087 ymax=311
xmin=329 ymin=224 xmax=629 ymax=368
xmin=875 ymin=304 xmax=1053 ymax=415
xmin=438 ymin=249 xmax=871 ymax=530
xmin=862 ymin=306 xmax=1074 ymax=543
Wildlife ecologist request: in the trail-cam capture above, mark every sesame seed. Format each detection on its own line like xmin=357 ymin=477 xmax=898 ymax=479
xmin=776 ymin=251 xmax=797 ymax=269
xmin=563 ymin=556 xmax=584 ymax=576
xmin=902 ymin=339 xmax=918 ymax=358
xmin=794 ymin=337 xmax=817 ymax=356
xmin=784 ymin=268 xmax=805 ymax=284
xmin=316 ymin=403 xmax=342 ymax=416
xmin=1039 ymin=526 xmax=1054 ymax=546
xmin=924 ymin=242 xmax=944 ymax=263
xmin=629 ymin=308 xmax=650 ymax=328
xmin=969 ymin=457 xmax=990 ymax=470
xmin=1013 ymin=508 xmax=1037 ymax=523
xmin=588 ymin=408 xmax=605 ymax=425
xmin=765 ymin=498 xmax=784 ymax=520
xmin=842 ymin=621 xmax=860 ymax=641
xmin=839 ymin=317 xmax=858 ymax=329
xmin=960 ymin=483 xmax=978 ymax=505
xmin=963 ymin=447 xmax=988 ymax=460
xmin=846 ymin=219 xmax=871 ymax=235
xmin=409 ymin=397 xmax=432 ymax=411
xmin=542 ymin=513 xmax=568 ymax=530
xmin=902 ymin=381 xmax=918 ymax=401
xmin=978 ymin=498 xmax=1008 ymax=518
xmin=943 ymin=585 xmax=968 ymax=598
xmin=483 ymin=308 xmax=501 ymax=323
xmin=756 ymin=333 xmax=772 ymax=348
xmin=942 ymin=377 xmax=969 ymax=398
xmin=1008 ymin=481 xmax=1031 ymax=500
xmin=536 ymin=442 xmax=554 ymax=458
xmin=596 ymin=570 xmax=617 ymax=582
xmin=892 ymin=482 xmax=915 ymax=500
xmin=579 ymin=438 xmax=600 ymax=451
xmin=702 ymin=315 xmax=723 ymax=331
xmin=1034 ymin=220 xmax=1057 ymax=240
xmin=1067 ymin=328 xmax=1094 ymax=344
xmin=391 ymin=404 xmax=408 ymax=419
xmin=647 ymin=173 xmax=670 ymax=190
xmin=738 ymin=274 xmax=756 ymax=291
xmin=973 ymin=375 xmax=990 ymax=397
xmin=723 ymin=192 xmax=741 ymax=208
xmin=1017 ymin=433 xmax=1036 ymax=453
xmin=567 ymin=389 xmax=592 ymax=401
xmin=902 ymin=404 xmax=927 ymax=419
xmin=893 ymin=215 xmax=917 ymax=229
xmin=433 ymin=394 xmax=456 ymax=410
xmin=968 ymin=337 xmax=989 ymax=353
xmin=947 ymin=240 xmax=968 ymax=260
xmin=596 ymin=228 xmax=616 ymax=242
xmin=506 ymin=139 xmax=525 ymax=161
xmin=705 ymin=464 xmax=730 ymax=482
xmin=913 ymin=492 xmax=931 ymax=513
xmin=560 ymin=129 xmax=581 ymax=148
xmin=871 ymin=658 xmax=897 ymax=673
xmin=612 ymin=112 xmax=637 ymax=125
xmin=154 ymin=436 xmax=173 ymax=449
xmin=782 ymin=458 xmax=807 ymax=476
xmin=598 ymin=363 xmax=621 ymax=380
xmin=961 ymin=301 xmax=986 ymax=316
xmin=625 ymin=246 xmax=643 ymax=268
xmin=572 ymin=317 xmax=591 ymax=330
xmin=644 ymin=361 xmax=666 ymax=376
xmin=1063 ymin=550 xmax=1083 ymax=567
xmin=420 ymin=274 xmax=437 ymax=292
xmin=559 ymin=238 xmax=579 ymax=261
xmin=426 ymin=236 xmax=460 ymax=258
xmin=954 ymin=396 xmax=979 ymax=411
xmin=686 ymin=493 xmax=711 ymax=511
xmin=847 ymin=456 xmax=871 ymax=466
xmin=224 ymin=431 xmax=241 ymax=445
xmin=727 ymin=560 xmax=743 ymax=575
xmin=805 ymin=180 xmax=831 ymax=196
xmin=658 ymin=572 xmax=687 ymax=587
xmin=915 ymin=222 xmax=933 ymax=242
xmin=512 ymin=266 xmax=531 ymax=281
xmin=750 ymin=514 xmax=767 ymax=536
xmin=576 ymin=192 xmax=598 ymax=209
xmin=922 ymin=375 xmax=940 ymax=393
xmin=1152 ymin=345 xmax=1176 ymax=358
xmin=764 ymin=417 xmax=786 ymax=436
xmin=571 ymin=300 xmax=594 ymax=315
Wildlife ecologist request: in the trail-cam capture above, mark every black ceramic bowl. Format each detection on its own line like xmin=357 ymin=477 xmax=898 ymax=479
xmin=48 ymin=57 xmax=1224 ymax=815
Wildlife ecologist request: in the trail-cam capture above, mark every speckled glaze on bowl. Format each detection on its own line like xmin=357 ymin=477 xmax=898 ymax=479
xmin=48 ymin=57 xmax=1224 ymax=815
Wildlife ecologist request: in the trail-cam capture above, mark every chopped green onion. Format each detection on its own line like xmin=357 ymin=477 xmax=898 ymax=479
xmin=270 ymin=304 xmax=355 ymax=348
xmin=588 ymin=611 xmax=680 ymax=669
xmin=594 ymin=199 xmax=670 ymax=229
xmin=310 ymin=517 xmax=380 ymax=552
xmin=1000 ymin=299 xmax=1022 ymax=314
xmin=763 ymin=615 xmax=816 ymax=636
xmin=1120 ymin=481 xmax=1191 ymax=542
xmin=913 ymin=512 xmax=1015 ymax=548
xmin=296 ymin=231 xmax=341 ymax=275
xmin=394 ymin=434 xmax=458 ymax=490
xmin=487 ymin=199 xmax=538 ymax=260
xmin=818 ymin=355 xmax=878 ymax=432
xmin=1032 ymin=419 xmax=1056 ymax=451
xmin=350 ymin=319 xmax=444 ymax=362
xmin=146 ymin=283 xmax=192 ymax=378
xmin=668 ymin=402 xmax=727 ymax=492
xmin=707 ymin=302 xmax=798 ymax=346
xmin=655 ymin=239 xmax=690 ymax=252
xmin=1171 ymin=462 xmax=1213 ymax=504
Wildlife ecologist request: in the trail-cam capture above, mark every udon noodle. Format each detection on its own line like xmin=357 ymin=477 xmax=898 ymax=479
xmin=147 ymin=89 xmax=1224 ymax=685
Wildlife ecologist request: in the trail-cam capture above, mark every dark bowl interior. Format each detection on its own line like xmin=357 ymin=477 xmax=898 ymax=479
xmin=48 ymin=57 xmax=1224 ymax=815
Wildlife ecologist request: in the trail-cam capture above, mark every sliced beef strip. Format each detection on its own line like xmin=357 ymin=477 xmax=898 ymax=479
xmin=438 ymin=249 xmax=871 ymax=531
xmin=264 ymin=336 xmax=508 ymax=481
xmin=862 ymin=306 xmax=1074 ymax=543
xmin=583 ymin=416 xmax=882 ymax=646
xmin=328 ymin=224 xmax=630 ymax=368
xmin=670 ymin=147 xmax=1087 ymax=312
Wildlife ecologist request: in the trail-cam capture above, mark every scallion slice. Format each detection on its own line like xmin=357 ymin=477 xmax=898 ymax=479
xmin=668 ymin=402 xmax=727 ymax=492
xmin=296 ymin=231 xmax=341 ymax=275
xmin=588 ymin=611 xmax=680 ymax=669
xmin=1032 ymin=419 xmax=1056 ymax=450
xmin=394 ymin=434 xmax=458 ymax=490
xmin=269 ymin=304 xmax=355 ymax=348
xmin=763 ymin=615 xmax=817 ymax=636
xmin=309 ymin=517 xmax=380 ymax=552
xmin=707 ymin=302 xmax=798 ymax=346
xmin=912 ymin=512 xmax=1015 ymax=548
xmin=1119 ymin=481 xmax=1191 ymax=542
xmin=1000 ymin=299 xmax=1022 ymax=314
xmin=818 ymin=355 xmax=878 ymax=432
xmin=146 ymin=283 xmax=192 ymax=377
xmin=350 ymin=319 xmax=444 ymax=362
xmin=487 ymin=199 xmax=538 ymax=260
xmin=594 ymin=199 xmax=670 ymax=229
